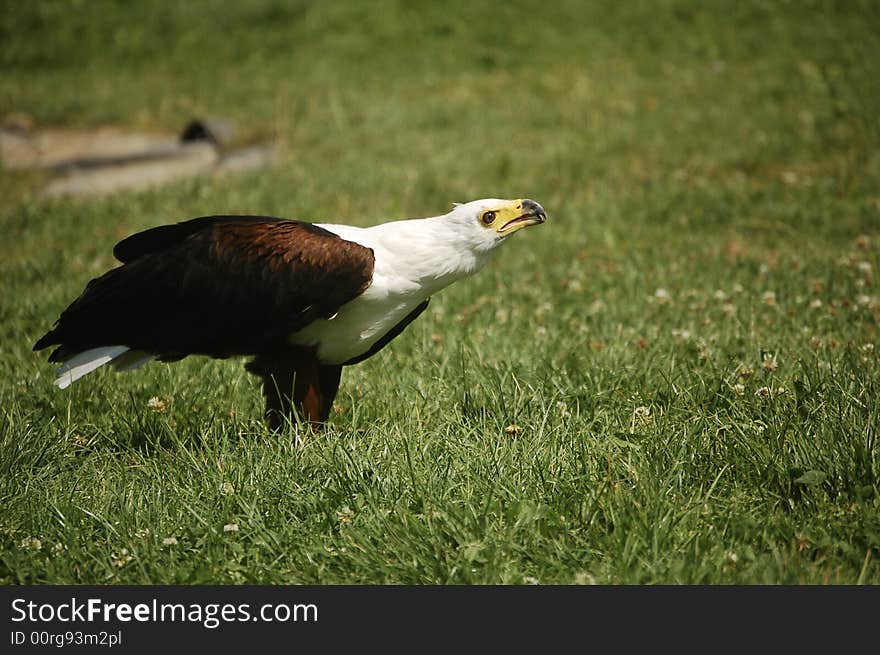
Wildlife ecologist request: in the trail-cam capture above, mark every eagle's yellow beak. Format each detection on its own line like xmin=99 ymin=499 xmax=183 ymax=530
xmin=495 ymin=198 xmax=547 ymax=236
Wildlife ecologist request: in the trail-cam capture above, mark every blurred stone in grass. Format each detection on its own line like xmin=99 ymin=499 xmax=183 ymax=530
xmin=1 ymin=116 xmax=273 ymax=197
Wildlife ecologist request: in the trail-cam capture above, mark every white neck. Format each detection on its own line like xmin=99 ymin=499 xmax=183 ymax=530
xmin=321 ymin=216 xmax=496 ymax=295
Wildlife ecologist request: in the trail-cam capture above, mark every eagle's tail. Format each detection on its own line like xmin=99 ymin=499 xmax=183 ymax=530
xmin=51 ymin=346 xmax=152 ymax=389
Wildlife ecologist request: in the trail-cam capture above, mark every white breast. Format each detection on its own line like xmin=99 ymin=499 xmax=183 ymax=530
xmin=289 ymin=270 xmax=428 ymax=364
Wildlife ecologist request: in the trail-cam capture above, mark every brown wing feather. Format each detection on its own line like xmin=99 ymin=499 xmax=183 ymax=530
xmin=33 ymin=216 xmax=374 ymax=362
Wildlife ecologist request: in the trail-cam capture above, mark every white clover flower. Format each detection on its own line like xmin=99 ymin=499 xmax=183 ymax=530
xmin=19 ymin=537 xmax=42 ymax=551
xmin=147 ymin=396 xmax=170 ymax=413
xmin=738 ymin=365 xmax=755 ymax=378
xmin=588 ymin=299 xmax=606 ymax=315
xmin=574 ymin=572 xmax=597 ymax=585
xmin=111 ymin=548 xmax=133 ymax=568
xmin=556 ymin=401 xmax=571 ymax=419
xmin=630 ymin=405 xmax=654 ymax=432
xmin=634 ymin=405 xmax=651 ymax=416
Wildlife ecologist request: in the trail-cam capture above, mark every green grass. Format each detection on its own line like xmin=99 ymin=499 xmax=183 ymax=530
xmin=2 ymin=0 xmax=879 ymax=584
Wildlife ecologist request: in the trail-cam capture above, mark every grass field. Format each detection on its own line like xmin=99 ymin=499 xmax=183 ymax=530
xmin=1 ymin=0 xmax=878 ymax=584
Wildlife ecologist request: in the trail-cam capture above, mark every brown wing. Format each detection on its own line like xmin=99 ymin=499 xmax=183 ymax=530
xmin=33 ymin=216 xmax=374 ymax=362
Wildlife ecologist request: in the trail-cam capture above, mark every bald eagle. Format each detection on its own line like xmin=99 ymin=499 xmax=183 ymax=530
xmin=33 ymin=198 xmax=547 ymax=429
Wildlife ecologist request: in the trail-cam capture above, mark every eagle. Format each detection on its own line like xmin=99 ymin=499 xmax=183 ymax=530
xmin=33 ymin=198 xmax=547 ymax=429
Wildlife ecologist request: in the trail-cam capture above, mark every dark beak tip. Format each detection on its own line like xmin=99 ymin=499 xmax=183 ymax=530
xmin=521 ymin=199 xmax=546 ymax=218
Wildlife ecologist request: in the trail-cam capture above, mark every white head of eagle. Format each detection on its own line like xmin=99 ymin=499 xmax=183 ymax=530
xmin=33 ymin=198 xmax=547 ymax=430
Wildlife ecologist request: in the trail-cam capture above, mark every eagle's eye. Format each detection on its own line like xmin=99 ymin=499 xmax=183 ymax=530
xmin=481 ymin=211 xmax=496 ymax=225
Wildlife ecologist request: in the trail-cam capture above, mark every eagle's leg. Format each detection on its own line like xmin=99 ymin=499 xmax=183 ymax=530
xmin=258 ymin=360 xmax=296 ymax=431
xmin=317 ymin=364 xmax=343 ymax=422
xmin=249 ymin=351 xmax=341 ymax=431
xmin=291 ymin=354 xmax=322 ymax=425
